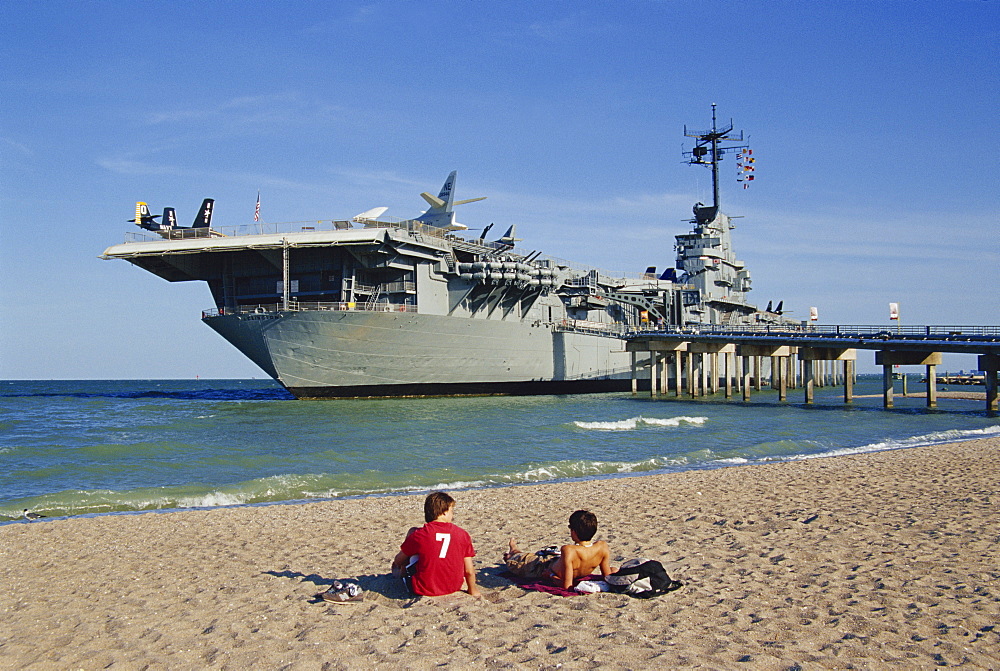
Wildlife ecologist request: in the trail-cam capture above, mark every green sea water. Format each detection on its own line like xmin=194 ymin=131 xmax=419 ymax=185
xmin=1 ymin=377 xmax=996 ymax=521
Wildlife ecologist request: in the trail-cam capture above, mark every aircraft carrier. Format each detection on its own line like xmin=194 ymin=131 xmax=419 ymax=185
xmin=102 ymin=108 xmax=791 ymax=398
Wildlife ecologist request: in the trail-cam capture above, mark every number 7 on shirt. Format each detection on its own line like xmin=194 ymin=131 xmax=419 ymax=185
xmin=435 ymin=533 xmax=452 ymax=558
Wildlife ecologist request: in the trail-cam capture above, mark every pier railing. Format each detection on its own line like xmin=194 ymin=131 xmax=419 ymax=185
xmin=628 ymin=324 xmax=1000 ymax=339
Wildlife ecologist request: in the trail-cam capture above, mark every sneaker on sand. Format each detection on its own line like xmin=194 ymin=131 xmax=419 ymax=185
xmin=319 ymin=582 xmax=363 ymax=603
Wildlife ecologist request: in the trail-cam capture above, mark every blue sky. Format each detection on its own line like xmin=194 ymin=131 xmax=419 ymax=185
xmin=2 ymin=0 xmax=997 ymax=379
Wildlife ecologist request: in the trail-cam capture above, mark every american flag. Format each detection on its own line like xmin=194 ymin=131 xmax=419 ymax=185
xmin=254 ymin=192 xmax=260 ymax=221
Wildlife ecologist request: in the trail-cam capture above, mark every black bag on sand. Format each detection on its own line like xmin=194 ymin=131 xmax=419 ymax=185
xmin=605 ymin=558 xmax=683 ymax=598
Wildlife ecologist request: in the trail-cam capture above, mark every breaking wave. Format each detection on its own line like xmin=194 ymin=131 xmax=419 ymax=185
xmin=788 ymin=424 xmax=1000 ymax=461
xmin=4 ymin=422 xmax=997 ymax=523
xmin=573 ymin=416 xmax=708 ymax=431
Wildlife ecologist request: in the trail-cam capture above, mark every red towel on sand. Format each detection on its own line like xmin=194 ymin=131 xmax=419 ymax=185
xmin=501 ymin=572 xmax=603 ymax=597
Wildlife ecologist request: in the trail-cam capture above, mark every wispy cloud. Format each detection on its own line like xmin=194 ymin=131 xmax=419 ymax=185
xmin=96 ymin=155 xmax=331 ymax=197
xmin=1 ymin=137 xmax=32 ymax=156
xmin=0 ymin=136 xmax=33 ymax=172
xmin=736 ymin=206 xmax=998 ymax=265
xmin=144 ymin=93 xmax=344 ymax=129
xmin=96 ymin=158 xmax=188 ymax=176
xmin=329 ymin=168 xmax=429 ymax=189
xmin=97 ymin=93 xmax=349 ymax=178
xmin=485 ymin=186 xmax=691 ymax=219
xmin=302 ymin=3 xmax=380 ymax=33
xmin=526 ymin=12 xmax=610 ymax=42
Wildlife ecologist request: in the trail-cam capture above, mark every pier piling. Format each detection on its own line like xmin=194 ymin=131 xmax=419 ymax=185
xmin=981 ymin=354 xmax=999 ymax=412
xmin=624 ymin=326 xmax=999 ymax=412
xmin=875 ymin=351 xmax=943 ymax=409
xmin=844 ymin=359 xmax=855 ymax=404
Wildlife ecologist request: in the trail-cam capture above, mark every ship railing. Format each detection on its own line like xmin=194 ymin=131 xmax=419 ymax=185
xmin=553 ymin=319 xmax=630 ymax=338
xmin=120 ymin=223 xmax=666 ymax=286
xmin=561 ymin=365 xmax=633 ymax=380
xmin=382 ymin=281 xmax=417 ymax=293
xmin=201 ymin=301 xmax=419 ymax=318
xmin=350 ymin=281 xmax=415 ymax=295
xmin=565 ymin=270 xmax=599 ymax=290
xmin=122 ymin=216 xmax=451 ymax=244
xmin=120 ymin=225 xmax=656 ymax=284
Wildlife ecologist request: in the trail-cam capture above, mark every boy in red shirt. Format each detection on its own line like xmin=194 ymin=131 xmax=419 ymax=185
xmin=391 ymin=491 xmax=481 ymax=598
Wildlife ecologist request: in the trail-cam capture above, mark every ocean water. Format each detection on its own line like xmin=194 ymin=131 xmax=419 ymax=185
xmin=2 ymin=377 xmax=997 ymax=523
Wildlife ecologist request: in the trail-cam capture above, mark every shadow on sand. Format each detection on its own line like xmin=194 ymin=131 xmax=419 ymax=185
xmin=265 ymin=564 xmax=518 ymax=607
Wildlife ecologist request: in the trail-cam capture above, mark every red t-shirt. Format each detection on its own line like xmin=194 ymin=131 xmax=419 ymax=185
xmin=400 ymin=520 xmax=476 ymax=596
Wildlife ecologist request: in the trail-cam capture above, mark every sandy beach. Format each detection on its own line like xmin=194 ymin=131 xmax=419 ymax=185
xmin=2 ymin=438 xmax=998 ymax=670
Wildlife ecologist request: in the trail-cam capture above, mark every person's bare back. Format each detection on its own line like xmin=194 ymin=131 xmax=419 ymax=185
xmin=503 ymin=510 xmax=616 ymax=591
xmin=550 ymin=539 xmax=611 ymax=589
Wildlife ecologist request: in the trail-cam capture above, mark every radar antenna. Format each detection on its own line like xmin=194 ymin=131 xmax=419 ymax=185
xmin=683 ymin=104 xmax=750 ymax=210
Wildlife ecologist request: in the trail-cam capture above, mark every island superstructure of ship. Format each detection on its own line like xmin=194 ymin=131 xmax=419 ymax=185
xmin=102 ymin=107 xmax=792 ymax=398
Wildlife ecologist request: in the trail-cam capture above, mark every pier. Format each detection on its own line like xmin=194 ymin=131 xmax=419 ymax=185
xmin=623 ymin=325 xmax=1000 ymax=413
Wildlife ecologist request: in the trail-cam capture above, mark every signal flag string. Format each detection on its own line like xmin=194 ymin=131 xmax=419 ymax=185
xmin=737 ymin=149 xmax=756 ymax=189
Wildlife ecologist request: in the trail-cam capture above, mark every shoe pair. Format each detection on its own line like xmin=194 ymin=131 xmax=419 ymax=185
xmin=319 ymin=580 xmax=363 ymax=603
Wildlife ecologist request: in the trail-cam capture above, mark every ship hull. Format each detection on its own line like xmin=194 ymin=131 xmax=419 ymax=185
xmin=204 ymin=310 xmax=639 ymax=399
xmin=289 ymin=379 xmax=630 ymax=399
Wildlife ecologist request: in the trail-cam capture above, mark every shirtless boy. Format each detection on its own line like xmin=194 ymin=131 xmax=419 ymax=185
xmin=504 ymin=510 xmax=613 ymax=590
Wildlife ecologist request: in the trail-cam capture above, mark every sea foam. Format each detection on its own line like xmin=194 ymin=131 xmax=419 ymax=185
xmin=505 ymin=455 xmax=677 ymax=481
xmin=790 ymin=424 xmax=1000 ymax=462
xmin=573 ymin=416 xmax=708 ymax=431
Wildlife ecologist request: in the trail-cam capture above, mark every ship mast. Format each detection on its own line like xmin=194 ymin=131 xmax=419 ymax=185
xmin=683 ymin=103 xmax=748 ymax=210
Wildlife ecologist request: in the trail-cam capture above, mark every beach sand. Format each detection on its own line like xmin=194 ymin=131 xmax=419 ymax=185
xmin=2 ymin=438 xmax=998 ymax=670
